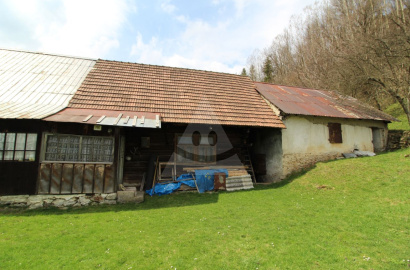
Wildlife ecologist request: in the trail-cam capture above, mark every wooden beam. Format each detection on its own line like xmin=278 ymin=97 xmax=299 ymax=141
xmin=83 ymin=115 xmax=93 ymax=122
xmin=113 ymin=113 xmax=123 ymax=125
xmin=96 ymin=115 xmax=106 ymax=123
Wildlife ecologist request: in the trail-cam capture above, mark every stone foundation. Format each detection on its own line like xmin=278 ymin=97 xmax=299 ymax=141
xmin=282 ymin=152 xmax=340 ymax=178
xmin=0 ymin=193 xmax=119 ymax=210
xmin=387 ymin=130 xmax=410 ymax=150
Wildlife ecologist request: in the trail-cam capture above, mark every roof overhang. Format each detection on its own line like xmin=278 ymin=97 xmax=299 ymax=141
xmin=43 ymin=108 xmax=161 ymax=128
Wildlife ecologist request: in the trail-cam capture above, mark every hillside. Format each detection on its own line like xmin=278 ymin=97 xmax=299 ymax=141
xmin=0 ymin=148 xmax=409 ymax=269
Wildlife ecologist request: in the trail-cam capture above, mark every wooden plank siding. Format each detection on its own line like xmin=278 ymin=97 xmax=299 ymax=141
xmin=0 ymin=119 xmax=42 ymax=195
xmin=37 ymin=163 xmax=115 ymax=194
xmin=122 ymin=123 xmax=252 ymax=187
xmin=36 ymin=121 xmax=117 ymax=195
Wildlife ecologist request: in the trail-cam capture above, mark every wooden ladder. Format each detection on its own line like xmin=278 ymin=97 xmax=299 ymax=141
xmin=241 ymin=147 xmax=257 ymax=183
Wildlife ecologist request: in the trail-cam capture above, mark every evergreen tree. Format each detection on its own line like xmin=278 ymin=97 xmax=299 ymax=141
xmin=262 ymin=57 xmax=273 ymax=82
xmin=241 ymin=68 xmax=247 ymax=76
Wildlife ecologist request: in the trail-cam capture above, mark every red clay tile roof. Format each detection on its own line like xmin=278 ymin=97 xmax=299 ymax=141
xmin=256 ymin=82 xmax=396 ymax=122
xmin=68 ymin=60 xmax=285 ymax=128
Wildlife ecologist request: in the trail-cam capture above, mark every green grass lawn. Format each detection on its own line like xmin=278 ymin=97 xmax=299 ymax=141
xmin=1 ymin=148 xmax=409 ymax=269
xmin=385 ymin=103 xmax=410 ymax=130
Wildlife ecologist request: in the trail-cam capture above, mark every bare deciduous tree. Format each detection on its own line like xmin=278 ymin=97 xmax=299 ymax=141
xmin=249 ymin=0 xmax=410 ymax=125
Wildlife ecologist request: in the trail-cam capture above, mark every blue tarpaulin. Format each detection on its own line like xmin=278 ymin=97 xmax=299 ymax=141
xmin=146 ymin=169 xmax=228 ymax=196
xmin=194 ymin=169 xmax=228 ymax=193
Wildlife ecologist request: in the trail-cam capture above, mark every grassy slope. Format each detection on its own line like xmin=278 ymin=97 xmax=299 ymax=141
xmin=0 ymin=148 xmax=409 ymax=270
xmin=385 ymin=103 xmax=410 ymax=130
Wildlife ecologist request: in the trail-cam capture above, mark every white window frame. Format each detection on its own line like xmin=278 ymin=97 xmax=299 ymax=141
xmin=0 ymin=132 xmax=37 ymax=162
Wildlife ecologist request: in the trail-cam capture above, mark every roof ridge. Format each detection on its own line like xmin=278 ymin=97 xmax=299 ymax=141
xmin=97 ymin=58 xmax=250 ymax=78
xmin=0 ymin=47 xmax=97 ymax=61
xmin=254 ymin=81 xmax=334 ymax=92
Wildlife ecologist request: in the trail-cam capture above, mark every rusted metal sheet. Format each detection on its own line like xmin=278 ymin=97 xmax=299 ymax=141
xmin=72 ymin=164 xmax=84 ymax=193
xmin=93 ymin=165 xmax=105 ymax=193
xmin=255 ymin=82 xmax=397 ymax=122
xmin=61 ymin=164 xmax=74 ymax=194
xmin=0 ymin=49 xmax=95 ymax=119
xmin=214 ymin=172 xmax=226 ymax=190
xmin=43 ymin=108 xmax=161 ymax=129
xmin=104 ymin=164 xmax=115 ymax=193
xmin=83 ymin=165 xmax=94 ymax=193
xmin=38 ymin=163 xmax=51 ymax=194
xmin=50 ymin=163 xmax=62 ymax=194
xmin=37 ymin=163 xmax=115 ymax=194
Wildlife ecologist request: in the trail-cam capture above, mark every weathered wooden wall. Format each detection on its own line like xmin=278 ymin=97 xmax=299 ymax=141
xmin=0 ymin=119 xmax=42 ymax=195
xmin=36 ymin=122 xmax=117 ymax=195
xmin=122 ymin=123 xmax=253 ymax=186
xmin=37 ymin=163 xmax=115 ymax=194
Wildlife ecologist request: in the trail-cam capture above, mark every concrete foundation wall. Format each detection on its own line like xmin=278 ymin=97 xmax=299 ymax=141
xmin=281 ymin=116 xmax=388 ymax=178
xmin=253 ymin=128 xmax=282 ymax=182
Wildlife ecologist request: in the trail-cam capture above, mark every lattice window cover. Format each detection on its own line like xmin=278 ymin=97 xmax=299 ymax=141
xmin=44 ymin=134 xmax=114 ymax=163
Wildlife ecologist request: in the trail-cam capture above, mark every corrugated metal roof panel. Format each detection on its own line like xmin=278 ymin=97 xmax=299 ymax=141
xmin=255 ymin=82 xmax=396 ymax=122
xmin=44 ymin=108 xmax=161 ymax=128
xmin=0 ymin=49 xmax=96 ymax=119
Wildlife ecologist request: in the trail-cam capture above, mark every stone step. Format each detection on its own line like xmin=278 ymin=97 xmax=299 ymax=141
xmin=117 ymin=190 xmax=144 ymax=203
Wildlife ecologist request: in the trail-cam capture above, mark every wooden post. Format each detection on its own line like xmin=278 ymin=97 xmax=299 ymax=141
xmin=113 ymin=127 xmax=121 ymax=192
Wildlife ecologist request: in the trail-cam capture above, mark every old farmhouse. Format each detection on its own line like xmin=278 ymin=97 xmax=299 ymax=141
xmin=0 ymin=49 xmax=396 ymax=201
xmin=255 ymin=82 xmax=396 ymax=179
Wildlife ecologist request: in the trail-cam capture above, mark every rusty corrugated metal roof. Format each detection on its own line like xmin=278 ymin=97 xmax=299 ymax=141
xmin=0 ymin=49 xmax=96 ymax=119
xmin=68 ymin=60 xmax=285 ymax=128
xmin=255 ymin=82 xmax=396 ymax=122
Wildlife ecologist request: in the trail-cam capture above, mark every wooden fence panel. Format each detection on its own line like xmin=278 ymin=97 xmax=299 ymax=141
xmin=61 ymin=164 xmax=74 ymax=194
xmin=38 ymin=163 xmax=51 ymax=194
xmin=50 ymin=163 xmax=62 ymax=194
xmin=83 ymin=164 xmax=94 ymax=193
xmin=38 ymin=163 xmax=115 ymax=194
xmin=93 ymin=165 xmax=104 ymax=193
xmin=104 ymin=164 xmax=115 ymax=193
xmin=72 ymin=164 xmax=84 ymax=193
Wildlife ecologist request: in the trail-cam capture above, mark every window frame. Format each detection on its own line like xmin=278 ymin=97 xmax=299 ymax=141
xmin=174 ymin=133 xmax=217 ymax=164
xmin=328 ymin=123 xmax=343 ymax=144
xmin=0 ymin=132 xmax=38 ymax=162
xmin=41 ymin=133 xmax=115 ymax=164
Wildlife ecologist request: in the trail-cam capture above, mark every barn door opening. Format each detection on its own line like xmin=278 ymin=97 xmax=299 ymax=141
xmin=372 ymin=128 xmax=384 ymax=152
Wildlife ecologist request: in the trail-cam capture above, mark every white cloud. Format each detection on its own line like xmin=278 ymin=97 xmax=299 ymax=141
xmin=161 ymin=0 xmax=176 ymax=14
xmin=130 ymin=0 xmax=317 ymax=74
xmin=2 ymin=0 xmax=133 ymax=58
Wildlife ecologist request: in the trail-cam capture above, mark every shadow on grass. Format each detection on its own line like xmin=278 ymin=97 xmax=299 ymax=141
xmin=0 ymin=191 xmax=220 ymax=217
xmin=1 ymin=163 xmax=328 ymax=217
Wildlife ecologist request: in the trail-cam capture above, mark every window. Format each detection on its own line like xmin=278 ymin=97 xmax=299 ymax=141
xmin=176 ymin=133 xmax=217 ymax=163
xmin=0 ymin=133 xmax=37 ymax=161
xmin=328 ymin=123 xmax=342 ymax=143
xmin=44 ymin=134 xmax=114 ymax=163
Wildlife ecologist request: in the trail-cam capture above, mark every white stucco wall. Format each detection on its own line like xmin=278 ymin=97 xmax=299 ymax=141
xmin=252 ymin=128 xmax=283 ymax=182
xmin=281 ymin=115 xmax=388 ymax=178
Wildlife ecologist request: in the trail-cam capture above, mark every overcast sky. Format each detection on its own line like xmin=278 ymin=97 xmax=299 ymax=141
xmin=0 ymin=0 xmax=317 ymax=74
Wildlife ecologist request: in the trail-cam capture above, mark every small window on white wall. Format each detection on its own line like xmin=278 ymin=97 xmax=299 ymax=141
xmin=328 ymin=123 xmax=342 ymax=144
